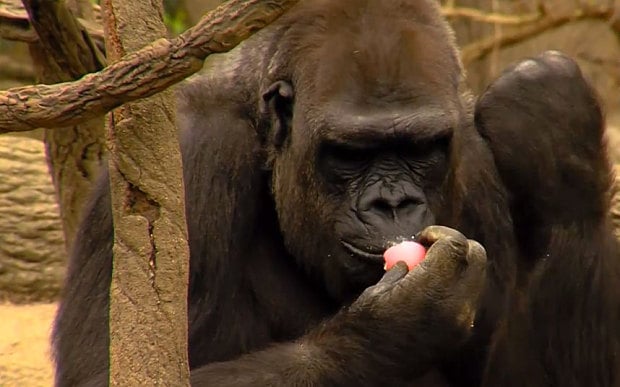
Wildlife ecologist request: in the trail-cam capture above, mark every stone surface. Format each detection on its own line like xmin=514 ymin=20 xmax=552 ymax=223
xmin=0 ymin=135 xmax=66 ymax=303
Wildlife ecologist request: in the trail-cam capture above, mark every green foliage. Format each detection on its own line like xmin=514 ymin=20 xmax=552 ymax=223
xmin=164 ymin=0 xmax=190 ymax=35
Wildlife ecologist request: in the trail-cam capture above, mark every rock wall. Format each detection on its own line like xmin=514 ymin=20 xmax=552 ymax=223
xmin=0 ymin=136 xmax=65 ymax=302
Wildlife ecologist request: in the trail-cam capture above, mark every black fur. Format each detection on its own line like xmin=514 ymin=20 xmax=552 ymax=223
xmin=476 ymin=51 xmax=620 ymax=386
xmin=53 ymin=1 xmax=619 ymax=386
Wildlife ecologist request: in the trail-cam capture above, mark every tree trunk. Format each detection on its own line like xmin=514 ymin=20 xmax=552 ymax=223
xmin=25 ymin=0 xmax=106 ymax=253
xmin=102 ymin=0 xmax=190 ymax=385
xmin=0 ymin=135 xmax=65 ymax=303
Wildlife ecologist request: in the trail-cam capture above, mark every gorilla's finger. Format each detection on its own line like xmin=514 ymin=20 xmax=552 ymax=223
xmin=416 ymin=225 xmax=467 ymax=251
xmin=378 ymin=261 xmax=408 ymax=285
xmin=403 ymin=228 xmax=471 ymax=289
xmin=462 ymin=240 xmax=487 ymax=292
xmin=419 ymin=227 xmax=468 ymax=267
xmin=362 ymin=262 xmax=408 ymax=298
xmin=465 ymin=240 xmax=487 ymax=270
xmin=453 ymin=241 xmax=488 ymax=325
xmin=405 ymin=237 xmax=467 ymax=289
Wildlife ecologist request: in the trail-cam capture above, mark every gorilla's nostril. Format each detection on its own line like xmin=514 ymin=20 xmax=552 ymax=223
xmin=367 ymin=196 xmax=424 ymax=219
xmin=397 ymin=198 xmax=422 ymax=209
xmin=372 ymin=199 xmax=394 ymax=214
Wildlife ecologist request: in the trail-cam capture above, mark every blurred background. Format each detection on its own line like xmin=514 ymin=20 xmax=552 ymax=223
xmin=0 ymin=0 xmax=618 ymax=385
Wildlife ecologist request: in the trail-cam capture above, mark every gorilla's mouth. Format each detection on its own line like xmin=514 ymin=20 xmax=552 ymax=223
xmin=341 ymin=241 xmax=384 ymax=262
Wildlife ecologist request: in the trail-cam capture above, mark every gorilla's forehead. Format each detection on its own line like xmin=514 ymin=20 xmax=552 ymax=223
xmin=284 ymin=2 xmax=462 ymax=106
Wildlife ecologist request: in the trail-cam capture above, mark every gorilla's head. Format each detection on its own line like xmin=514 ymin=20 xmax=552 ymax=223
xmin=258 ymin=0 xmax=476 ymax=300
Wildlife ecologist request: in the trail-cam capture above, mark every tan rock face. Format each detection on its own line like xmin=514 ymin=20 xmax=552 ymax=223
xmin=0 ymin=303 xmax=56 ymax=386
xmin=0 ymin=136 xmax=66 ymax=303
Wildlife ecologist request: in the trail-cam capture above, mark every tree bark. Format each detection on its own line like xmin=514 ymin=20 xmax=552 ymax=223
xmin=0 ymin=136 xmax=65 ymax=303
xmin=1 ymin=0 xmax=300 ymax=133
xmin=24 ymin=0 xmax=106 ymax=252
xmin=102 ymin=0 xmax=190 ymax=385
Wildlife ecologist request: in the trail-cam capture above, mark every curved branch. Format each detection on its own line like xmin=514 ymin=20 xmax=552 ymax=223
xmin=0 ymin=0 xmax=103 ymax=43
xmin=461 ymin=5 xmax=615 ymax=64
xmin=22 ymin=0 xmax=106 ymax=77
xmin=442 ymin=6 xmax=542 ymax=25
xmin=0 ymin=0 xmax=299 ymax=133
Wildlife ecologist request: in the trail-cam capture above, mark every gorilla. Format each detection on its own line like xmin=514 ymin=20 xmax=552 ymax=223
xmin=53 ymin=0 xmax=620 ymax=386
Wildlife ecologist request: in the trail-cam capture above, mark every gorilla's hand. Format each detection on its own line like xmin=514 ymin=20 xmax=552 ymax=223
xmin=475 ymin=51 xmax=607 ymax=223
xmin=322 ymin=226 xmax=487 ymax=378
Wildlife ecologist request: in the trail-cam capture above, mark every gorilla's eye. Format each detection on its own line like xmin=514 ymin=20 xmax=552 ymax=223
xmin=324 ymin=144 xmax=371 ymax=167
xmin=431 ymin=134 xmax=452 ymax=153
xmin=318 ymin=143 xmax=372 ymax=183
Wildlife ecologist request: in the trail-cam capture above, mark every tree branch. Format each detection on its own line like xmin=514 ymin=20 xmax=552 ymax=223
xmin=442 ymin=5 xmax=542 ymax=26
xmin=0 ymin=0 xmax=37 ymax=42
xmin=22 ymin=0 xmax=106 ymax=77
xmin=23 ymin=0 xmax=107 ymax=252
xmin=0 ymin=0 xmax=103 ymax=43
xmin=0 ymin=0 xmax=299 ymax=133
xmin=461 ymin=5 xmax=616 ymax=64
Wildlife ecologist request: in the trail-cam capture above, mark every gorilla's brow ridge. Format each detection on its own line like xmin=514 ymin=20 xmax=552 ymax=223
xmin=317 ymin=107 xmax=456 ymax=148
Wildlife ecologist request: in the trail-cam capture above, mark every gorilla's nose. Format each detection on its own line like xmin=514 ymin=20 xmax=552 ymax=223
xmin=355 ymin=183 xmax=435 ymax=238
xmin=358 ymin=185 xmax=426 ymax=222
xmin=365 ymin=195 xmax=421 ymax=220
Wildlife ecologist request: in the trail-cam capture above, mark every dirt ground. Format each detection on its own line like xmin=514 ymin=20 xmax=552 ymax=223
xmin=0 ymin=303 xmax=56 ymax=387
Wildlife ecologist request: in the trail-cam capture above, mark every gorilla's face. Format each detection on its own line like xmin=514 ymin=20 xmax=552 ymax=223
xmin=317 ymin=123 xmax=449 ymax=256
xmin=262 ymin=9 xmax=464 ymax=300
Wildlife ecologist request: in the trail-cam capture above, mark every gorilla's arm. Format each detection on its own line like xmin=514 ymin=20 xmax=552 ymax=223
xmin=53 ymin=71 xmax=486 ymax=385
xmin=475 ymin=51 xmax=620 ymax=386
xmin=190 ymin=226 xmax=486 ymax=386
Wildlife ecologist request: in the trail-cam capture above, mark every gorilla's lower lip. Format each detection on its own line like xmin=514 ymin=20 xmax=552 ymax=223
xmin=341 ymin=241 xmax=384 ymax=262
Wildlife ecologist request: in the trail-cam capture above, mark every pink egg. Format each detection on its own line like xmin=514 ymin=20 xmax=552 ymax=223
xmin=383 ymin=241 xmax=427 ymax=271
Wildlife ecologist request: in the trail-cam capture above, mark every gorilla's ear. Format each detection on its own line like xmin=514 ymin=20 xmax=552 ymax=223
xmin=261 ymin=80 xmax=294 ymax=149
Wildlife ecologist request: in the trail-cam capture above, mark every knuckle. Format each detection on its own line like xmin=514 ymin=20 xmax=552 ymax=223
xmin=419 ymin=225 xmax=466 ymax=245
xmin=424 ymin=243 xmax=459 ymax=266
xmin=512 ymin=58 xmax=544 ymax=76
xmin=510 ymin=59 xmax=553 ymax=84
xmin=511 ymin=52 xmax=580 ymax=81
xmin=466 ymin=240 xmax=487 ymax=264
xmin=540 ymin=50 xmax=579 ymax=72
xmin=446 ymin=237 xmax=468 ymax=256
